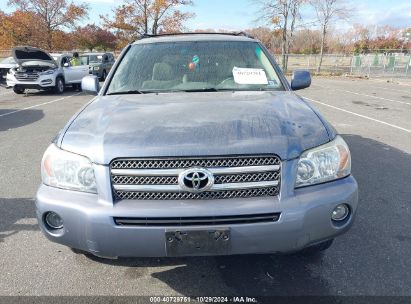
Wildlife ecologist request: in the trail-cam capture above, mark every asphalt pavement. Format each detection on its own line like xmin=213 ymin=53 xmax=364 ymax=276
xmin=0 ymin=77 xmax=410 ymax=297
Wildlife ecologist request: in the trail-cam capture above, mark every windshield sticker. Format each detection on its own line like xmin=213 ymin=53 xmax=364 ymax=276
xmin=232 ymin=67 xmax=268 ymax=85
xmin=268 ymin=80 xmax=277 ymax=86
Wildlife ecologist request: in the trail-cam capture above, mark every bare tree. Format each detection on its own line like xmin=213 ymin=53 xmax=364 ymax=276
xmin=254 ymin=0 xmax=304 ymax=71
xmin=310 ymin=0 xmax=351 ymax=72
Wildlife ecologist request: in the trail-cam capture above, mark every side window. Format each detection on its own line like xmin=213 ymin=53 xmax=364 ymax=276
xmin=79 ymin=56 xmax=88 ymax=65
xmin=103 ymin=55 xmax=108 ymax=62
xmin=61 ymin=57 xmax=70 ymax=67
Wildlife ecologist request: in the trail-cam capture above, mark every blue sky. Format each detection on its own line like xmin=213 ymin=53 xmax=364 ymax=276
xmin=1 ymin=0 xmax=411 ymax=30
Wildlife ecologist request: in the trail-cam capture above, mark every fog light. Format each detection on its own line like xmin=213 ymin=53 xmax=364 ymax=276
xmin=331 ymin=204 xmax=350 ymax=221
xmin=45 ymin=212 xmax=63 ymax=229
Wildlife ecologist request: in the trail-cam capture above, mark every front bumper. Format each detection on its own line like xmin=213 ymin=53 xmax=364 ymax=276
xmin=89 ymin=68 xmax=101 ymax=77
xmin=6 ymin=74 xmax=55 ymax=89
xmin=36 ymin=174 xmax=358 ymax=258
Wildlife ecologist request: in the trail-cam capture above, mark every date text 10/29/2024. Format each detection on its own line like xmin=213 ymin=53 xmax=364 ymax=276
xmin=149 ymin=297 xmax=258 ymax=303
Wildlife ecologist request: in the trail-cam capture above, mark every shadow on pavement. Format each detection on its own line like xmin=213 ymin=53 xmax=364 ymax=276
xmin=0 ymin=198 xmax=38 ymax=243
xmin=0 ymin=109 xmax=44 ymax=131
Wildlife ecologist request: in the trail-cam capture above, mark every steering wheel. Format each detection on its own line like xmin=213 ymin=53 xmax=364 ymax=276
xmin=219 ymin=77 xmax=234 ymax=86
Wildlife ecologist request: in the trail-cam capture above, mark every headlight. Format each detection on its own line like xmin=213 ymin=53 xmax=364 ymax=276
xmin=93 ymin=66 xmax=100 ymax=71
xmin=295 ymin=135 xmax=351 ymax=188
xmin=40 ymin=69 xmax=56 ymax=75
xmin=41 ymin=144 xmax=97 ymax=193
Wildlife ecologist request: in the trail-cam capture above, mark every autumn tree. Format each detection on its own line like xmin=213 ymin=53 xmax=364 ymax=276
xmin=52 ymin=30 xmax=77 ymax=51
xmin=0 ymin=10 xmax=47 ymax=49
xmin=291 ymin=29 xmax=321 ymax=53
xmin=245 ymin=27 xmax=278 ymax=52
xmin=101 ymin=0 xmax=194 ymax=44
xmin=75 ymin=24 xmax=117 ymax=51
xmin=7 ymin=0 xmax=88 ymax=50
xmin=310 ymin=0 xmax=351 ymax=72
xmin=254 ymin=0 xmax=305 ymax=71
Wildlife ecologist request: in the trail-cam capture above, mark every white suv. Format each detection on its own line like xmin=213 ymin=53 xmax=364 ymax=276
xmin=6 ymin=46 xmax=89 ymax=94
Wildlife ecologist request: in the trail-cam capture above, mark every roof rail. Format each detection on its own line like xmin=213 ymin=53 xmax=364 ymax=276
xmin=140 ymin=32 xmax=255 ymax=39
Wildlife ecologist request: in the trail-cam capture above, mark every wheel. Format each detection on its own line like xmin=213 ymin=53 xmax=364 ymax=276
xmin=73 ymin=83 xmax=81 ymax=91
xmin=13 ymin=86 xmax=25 ymax=94
xmin=300 ymin=239 xmax=334 ymax=256
xmin=101 ymin=70 xmax=107 ymax=81
xmin=71 ymin=248 xmax=91 ymax=256
xmin=54 ymin=77 xmax=65 ymax=94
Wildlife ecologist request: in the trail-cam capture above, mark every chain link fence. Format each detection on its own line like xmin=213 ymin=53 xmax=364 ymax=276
xmin=350 ymin=54 xmax=411 ymax=78
xmin=283 ymin=53 xmax=411 ymax=78
xmin=283 ymin=54 xmax=353 ymax=74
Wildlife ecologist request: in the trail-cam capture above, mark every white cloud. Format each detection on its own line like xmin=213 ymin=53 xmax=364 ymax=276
xmin=354 ymin=2 xmax=411 ymax=28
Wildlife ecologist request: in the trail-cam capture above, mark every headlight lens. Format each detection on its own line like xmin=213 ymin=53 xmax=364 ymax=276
xmin=40 ymin=69 xmax=56 ymax=75
xmin=41 ymin=144 xmax=97 ymax=193
xmin=93 ymin=66 xmax=100 ymax=71
xmin=295 ymin=135 xmax=351 ymax=188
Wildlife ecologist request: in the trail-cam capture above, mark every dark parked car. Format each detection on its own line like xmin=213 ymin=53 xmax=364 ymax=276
xmin=36 ymin=33 xmax=358 ymax=259
xmin=83 ymin=52 xmax=115 ymax=80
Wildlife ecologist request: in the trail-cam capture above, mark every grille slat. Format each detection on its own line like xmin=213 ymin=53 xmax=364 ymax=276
xmin=111 ymin=155 xmax=281 ymax=200
xmin=111 ymin=156 xmax=280 ymax=170
xmin=115 ymin=187 xmax=279 ymax=200
xmin=114 ymin=212 xmax=281 ymax=226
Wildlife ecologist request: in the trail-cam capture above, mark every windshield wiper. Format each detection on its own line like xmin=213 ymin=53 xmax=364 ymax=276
xmin=177 ymin=88 xmax=228 ymax=92
xmin=107 ymin=90 xmax=147 ymax=95
xmin=107 ymin=89 xmax=164 ymax=95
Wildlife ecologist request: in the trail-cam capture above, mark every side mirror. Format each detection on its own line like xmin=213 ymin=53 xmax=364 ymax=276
xmin=81 ymin=75 xmax=100 ymax=95
xmin=63 ymin=62 xmax=69 ymax=67
xmin=291 ymin=70 xmax=311 ymax=91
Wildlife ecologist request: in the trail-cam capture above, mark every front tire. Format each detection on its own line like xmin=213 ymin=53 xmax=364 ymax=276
xmin=101 ymin=70 xmax=107 ymax=81
xmin=13 ymin=86 xmax=25 ymax=94
xmin=54 ymin=77 xmax=64 ymax=94
xmin=300 ymin=239 xmax=334 ymax=256
xmin=71 ymin=248 xmax=91 ymax=256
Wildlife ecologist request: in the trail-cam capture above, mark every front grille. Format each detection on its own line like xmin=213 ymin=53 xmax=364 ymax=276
xmin=15 ymin=72 xmax=39 ymax=81
xmin=111 ymin=156 xmax=279 ymax=169
xmin=110 ymin=155 xmax=281 ymax=200
xmin=114 ymin=212 xmax=281 ymax=226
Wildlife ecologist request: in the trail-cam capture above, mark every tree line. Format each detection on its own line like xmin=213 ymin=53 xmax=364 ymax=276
xmin=0 ymin=0 xmax=410 ymax=72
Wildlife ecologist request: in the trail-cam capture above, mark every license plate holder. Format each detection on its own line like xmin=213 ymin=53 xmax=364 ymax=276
xmin=165 ymin=228 xmax=231 ymax=256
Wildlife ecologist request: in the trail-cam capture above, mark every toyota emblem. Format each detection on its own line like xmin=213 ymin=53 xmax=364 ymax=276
xmin=178 ymin=167 xmax=214 ymax=193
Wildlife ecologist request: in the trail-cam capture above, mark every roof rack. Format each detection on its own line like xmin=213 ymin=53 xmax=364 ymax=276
xmin=140 ymin=32 xmax=255 ymax=39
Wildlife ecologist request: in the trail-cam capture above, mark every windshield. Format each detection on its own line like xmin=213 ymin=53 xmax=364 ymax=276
xmin=89 ymin=55 xmax=103 ymax=63
xmin=107 ymin=41 xmax=284 ymax=94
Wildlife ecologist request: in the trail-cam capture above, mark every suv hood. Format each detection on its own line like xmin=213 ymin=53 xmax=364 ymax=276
xmin=60 ymin=91 xmax=331 ymax=164
xmin=12 ymin=46 xmax=57 ymax=68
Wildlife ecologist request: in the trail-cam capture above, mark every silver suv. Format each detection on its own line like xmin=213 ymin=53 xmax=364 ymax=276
xmin=6 ymin=47 xmax=89 ymax=94
xmin=36 ymin=33 xmax=358 ymax=259
xmin=84 ymin=52 xmax=115 ymax=81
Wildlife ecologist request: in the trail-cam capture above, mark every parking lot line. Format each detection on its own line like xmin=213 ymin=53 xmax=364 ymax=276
xmin=302 ymin=96 xmax=411 ymax=133
xmin=0 ymin=90 xmax=13 ymax=96
xmin=0 ymin=93 xmax=81 ymax=118
xmin=312 ymin=84 xmax=411 ymax=106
